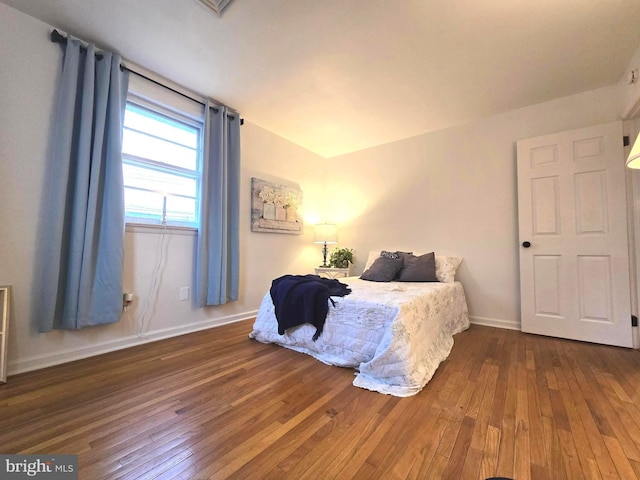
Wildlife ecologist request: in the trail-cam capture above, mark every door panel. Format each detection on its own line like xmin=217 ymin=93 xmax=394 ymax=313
xmin=577 ymin=255 xmax=611 ymax=322
xmin=575 ymin=170 xmax=607 ymax=234
xmin=517 ymin=121 xmax=632 ymax=347
xmin=531 ymin=176 xmax=560 ymax=235
xmin=533 ymin=255 xmax=562 ymax=317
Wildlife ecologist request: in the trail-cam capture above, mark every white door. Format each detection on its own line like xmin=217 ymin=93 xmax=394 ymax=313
xmin=517 ymin=121 xmax=633 ymax=347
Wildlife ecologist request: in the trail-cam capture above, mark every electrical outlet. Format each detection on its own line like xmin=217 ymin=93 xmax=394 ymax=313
xmin=179 ymin=286 xmax=190 ymax=301
xmin=123 ymin=292 xmax=134 ymax=311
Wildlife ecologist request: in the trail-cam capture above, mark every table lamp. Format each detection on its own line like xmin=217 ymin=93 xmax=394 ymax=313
xmin=627 ymin=133 xmax=640 ymax=168
xmin=314 ymin=224 xmax=337 ymax=267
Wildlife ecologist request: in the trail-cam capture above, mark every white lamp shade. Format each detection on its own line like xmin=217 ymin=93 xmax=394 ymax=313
xmin=627 ymin=133 xmax=640 ymax=169
xmin=314 ymin=224 xmax=337 ymax=244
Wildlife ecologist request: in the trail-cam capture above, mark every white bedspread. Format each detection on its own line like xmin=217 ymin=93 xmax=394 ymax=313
xmin=249 ymin=277 xmax=470 ymax=397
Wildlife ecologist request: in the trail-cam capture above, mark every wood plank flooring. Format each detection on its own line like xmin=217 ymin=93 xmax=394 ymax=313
xmin=1 ymin=320 xmax=640 ymax=479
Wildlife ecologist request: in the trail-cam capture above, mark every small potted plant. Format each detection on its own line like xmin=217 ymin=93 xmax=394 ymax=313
xmin=329 ymin=248 xmax=354 ymax=269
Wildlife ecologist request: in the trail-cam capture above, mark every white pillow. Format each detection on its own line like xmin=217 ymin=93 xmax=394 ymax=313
xmin=435 ymin=256 xmax=463 ymax=283
xmin=364 ymin=250 xmax=382 ymax=270
xmin=363 ymin=250 xmax=462 ymax=283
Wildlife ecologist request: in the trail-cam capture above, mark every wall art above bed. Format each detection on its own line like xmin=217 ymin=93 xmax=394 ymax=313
xmin=251 ymin=177 xmax=303 ymax=234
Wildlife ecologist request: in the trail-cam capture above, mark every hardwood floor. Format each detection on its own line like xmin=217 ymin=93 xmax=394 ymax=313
xmin=1 ymin=320 xmax=640 ymax=479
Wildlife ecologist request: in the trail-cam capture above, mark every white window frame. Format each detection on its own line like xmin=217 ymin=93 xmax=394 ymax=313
xmin=122 ymin=94 xmax=204 ymax=229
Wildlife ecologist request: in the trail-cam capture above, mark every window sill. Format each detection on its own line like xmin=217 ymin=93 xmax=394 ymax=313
xmin=125 ymin=223 xmax=198 ymax=236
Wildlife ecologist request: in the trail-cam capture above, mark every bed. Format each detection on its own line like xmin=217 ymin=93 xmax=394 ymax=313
xmin=249 ymin=251 xmax=470 ymax=397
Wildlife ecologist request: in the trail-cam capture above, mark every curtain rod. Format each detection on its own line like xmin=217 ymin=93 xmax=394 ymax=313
xmin=50 ymin=29 xmax=243 ymax=124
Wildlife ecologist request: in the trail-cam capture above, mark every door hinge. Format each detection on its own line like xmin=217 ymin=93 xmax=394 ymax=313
xmin=624 ymin=135 xmax=630 ymax=147
xmin=632 ymin=315 xmax=638 ymax=327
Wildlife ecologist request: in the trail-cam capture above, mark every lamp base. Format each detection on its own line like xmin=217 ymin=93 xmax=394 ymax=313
xmin=320 ymin=242 xmax=330 ymax=267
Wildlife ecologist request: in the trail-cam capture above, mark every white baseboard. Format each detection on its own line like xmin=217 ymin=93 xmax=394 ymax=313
xmin=8 ymin=310 xmax=258 ymax=376
xmin=469 ymin=315 xmax=521 ymax=331
xmin=9 ymin=312 xmax=519 ymax=376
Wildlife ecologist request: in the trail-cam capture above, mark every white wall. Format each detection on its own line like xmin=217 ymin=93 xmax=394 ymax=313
xmin=0 ymin=4 xmax=326 ymax=374
xmin=621 ymin=44 xmax=640 ymax=348
xmin=326 ymin=86 xmax=621 ymax=329
xmin=620 ymin=42 xmax=640 ymax=119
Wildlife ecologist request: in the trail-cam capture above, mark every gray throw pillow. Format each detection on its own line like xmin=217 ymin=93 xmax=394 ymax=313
xmin=360 ymin=255 xmax=404 ymax=282
xmin=395 ymin=251 xmax=414 ymax=264
xmin=397 ymin=252 xmax=438 ymax=282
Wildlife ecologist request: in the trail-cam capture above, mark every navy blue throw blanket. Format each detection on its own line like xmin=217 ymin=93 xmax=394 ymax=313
xmin=270 ymin=274 xmax=352 ymax=340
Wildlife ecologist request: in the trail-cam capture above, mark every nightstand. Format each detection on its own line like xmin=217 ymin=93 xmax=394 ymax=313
xmin=314 ymin=265 xmax=353 ymax=279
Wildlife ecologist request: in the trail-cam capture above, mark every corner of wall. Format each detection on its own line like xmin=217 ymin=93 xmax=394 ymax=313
xmin=620 ymin=43 xmax=640 ymax=119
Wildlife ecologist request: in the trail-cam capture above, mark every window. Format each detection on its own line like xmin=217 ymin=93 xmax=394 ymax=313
xmin=122 ymin=95 xmax=204 ymax=228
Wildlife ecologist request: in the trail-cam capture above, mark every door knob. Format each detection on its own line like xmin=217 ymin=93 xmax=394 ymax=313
xmin=522 ymin=241 xmax=531 ymax=248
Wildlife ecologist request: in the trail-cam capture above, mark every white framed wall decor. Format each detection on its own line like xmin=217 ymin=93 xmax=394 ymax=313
xmin=251 ymin=177 xmax=303 ymax=234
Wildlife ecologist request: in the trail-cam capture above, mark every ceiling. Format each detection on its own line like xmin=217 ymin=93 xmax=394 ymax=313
xmin=3 ymin=0 xmax=640 ymax=157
